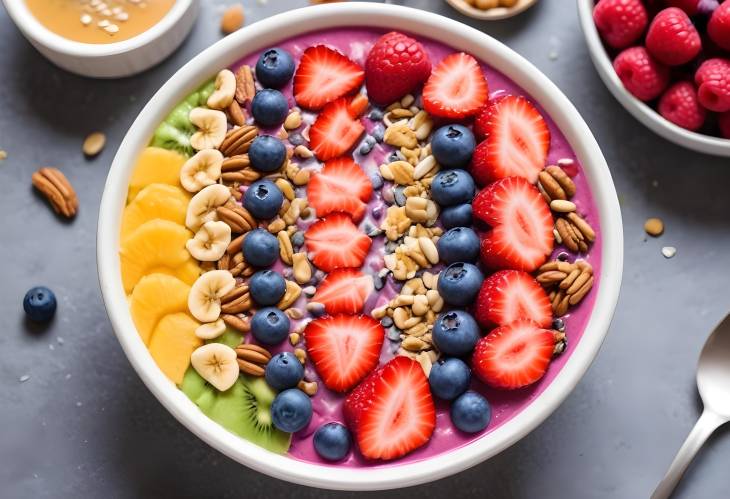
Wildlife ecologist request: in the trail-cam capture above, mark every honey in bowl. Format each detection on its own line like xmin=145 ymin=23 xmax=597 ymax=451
xmin=24 ymin=0 xmax=176 ymax=44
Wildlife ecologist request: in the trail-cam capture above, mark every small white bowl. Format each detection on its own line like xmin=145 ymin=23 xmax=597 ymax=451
xmin=577 ymin=0 xmax=730 ymax=157
xmin=445 ymin=0 xmax=538 ymax=20
xmin=1 ymin=0 xmax=199 ymax=78
xmin=98 ymin=3 xmax=623 ymax=490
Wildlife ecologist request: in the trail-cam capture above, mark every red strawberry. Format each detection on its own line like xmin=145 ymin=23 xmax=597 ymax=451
xmin=474 ymin=270 xmax=553 ymax=328
xmin=645 ymin=8 xmax=702 ymax=66
xmin=472 ymin=319 xmax=555 ymax=389
xmin=718 ymin=111 xmax=730 ymax=139
xmin=474 ymin=177 xmax=554 ymax=272
xmin=304 ymin=315 xmax=384 ymax=392
xmin=593 ymin=0 xmax=649 ymax=49
xmin=309 ymin=97 xmax=366 ymax=161
xmin=365 ymin=31 xmax=432 ymax=105
xmin=658 ymin=81 xmax=706 ymax=131
xmin=307 ymin=157 xmax=373 ymax=221
xmin=422 ymin=52 xmax=489 ymax=119
xmin=708 ymin=2 xmax=730 ymax=52
xmin=293 ymin=45 xmax=365 ymax=110
xmin=468 ymin=96 xmax=550 ymax=185
xmin=344 ymin=356 xmax=435 ymax=460
xmin=694 ymin=58 xmax=730 ymax=113
xmin=304 ymin=213 xmax=372 ymax=272
xmin=312 ymin=269 xmax=374 ymax=315
xmin=613 ymin=46 xmax=670 ymax=102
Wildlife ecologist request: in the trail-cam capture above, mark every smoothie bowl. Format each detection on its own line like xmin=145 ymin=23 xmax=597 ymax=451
xmin=98 ymin=3 xmax=623 ymax=490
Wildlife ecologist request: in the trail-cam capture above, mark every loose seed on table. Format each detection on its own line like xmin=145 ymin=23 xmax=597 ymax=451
xmin=644 ymin=217 xmax=664 ymax=237
xmin=221 ymin=4 xmax=245 ymax=34
xmin=82 ymin=132 xmax=106 ymax=157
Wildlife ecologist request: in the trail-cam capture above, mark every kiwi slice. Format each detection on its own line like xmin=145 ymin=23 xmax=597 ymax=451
xmin=208 ymin=328 xmax=244 ymax=349
xmin=150 ymin=79 xmax=216 ymax=158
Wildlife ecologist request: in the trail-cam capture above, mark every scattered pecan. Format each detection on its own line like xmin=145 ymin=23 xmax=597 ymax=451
xmin=235 ymin=343 xmax=271 ymax=376
xmin=32 ymin=167 xmax=78 ymax=218
xmin=219 ymin=125 xmax=258 ymax=157
xmin=234 ymin=65 xmax=256 ymax=105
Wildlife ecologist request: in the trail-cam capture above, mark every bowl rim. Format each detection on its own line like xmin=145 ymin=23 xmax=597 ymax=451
xmin=2 ymin=0 xmax=194 ymax=57
xmin=576 ymin=0 xmax=730 ymax=157
xmin=98 ymin=3 xmax=623 ymax=490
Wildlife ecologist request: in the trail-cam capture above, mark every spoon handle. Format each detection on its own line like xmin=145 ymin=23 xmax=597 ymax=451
xmin=652 ymin=410 xmax=727 ymax=499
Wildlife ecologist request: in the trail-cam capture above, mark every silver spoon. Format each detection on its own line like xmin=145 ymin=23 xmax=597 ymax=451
xmin=652 ymin=314 xmax=730 ymax=499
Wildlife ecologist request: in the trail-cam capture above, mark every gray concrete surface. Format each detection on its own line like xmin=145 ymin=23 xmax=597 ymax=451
xmin=2 ymin=1 xmax=730 ymax=497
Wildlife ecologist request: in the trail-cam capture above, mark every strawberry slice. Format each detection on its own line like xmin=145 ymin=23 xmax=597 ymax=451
xmin=293 ymin=45 xmax=365 ymax=110
xmin=470 ymin=96 xmax=550 ymax=184
xmin=304 ymin=314 xmax=384 ymax=392
xmin=309 ymin=97 xmax=366 ymax=161
xmin=472 ymin=319 xmax=555 ymax=389
xmin=474 ymin=270 xmax=552 ymax=328
xmin=474 ymin=177 xmax=554 ymax=272
xmin=312 ymin=269 xmax=374 ymax=315
xmin=304 ymin=213 xmax=372 ymax=272
xmin=422 ymin=52 xmax=489 ymax=119
xmin=307 ymin=158 xmax=373 ymax=221
xmin=344 ymin=356 xmax=435 ymax=460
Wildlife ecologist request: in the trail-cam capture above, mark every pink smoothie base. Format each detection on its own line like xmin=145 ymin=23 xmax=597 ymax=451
xmin=228 ymin=27 xmax=602 ymax=468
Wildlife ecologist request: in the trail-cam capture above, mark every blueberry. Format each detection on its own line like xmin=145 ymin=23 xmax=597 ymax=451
xmin=255 ymin=47 xmax=295 ymax=88
xmin=429 ymin=358 xmax=471 ymax=400
xmin=265 ymin=352 xmax=304 ymax=391
xmin=249 ymin=270 xmax=286 ymax=306
xmin=432 ymin=310 xmax=480 ymax=356
xmin=243 ymin=179 xmax=284 ymax=220
xmin=251 ymin=89 xmax=289 ymax=127
xmin=242 ymin=229 xmax=280 ymax=267
xmin=251 ymin=307 xmax=290 ymax=345
xmin=313 ymin=422 xmax=352 ymax=461
xmin=440 ymin=203 xmax=473 ymax=229
xmin=431 ymin=125 xmax=476 ymax=169
xmin=271 ymin=388 xmax=312 ymax=433
xmin=23 ymin=286 xmax=57 ymax=322
xmin=437 ymin=262 xmax=483 ymax=306
xmin=450 ymin=391 xmax=491 ymax=433
xmin=431 ymin=170 xmax=475 ymax=207
xmin=249 ymin=135 xmax=287 ymax=172
xmin=368 ymin=109 xmax=384 ymax=121
xmin=437 ymin=227 xmax=480 ymax=264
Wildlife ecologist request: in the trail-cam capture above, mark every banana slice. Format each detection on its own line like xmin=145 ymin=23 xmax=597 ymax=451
xmin=189 ymin=108 xmax=227 ymax=151
xmin=188 ymin=269 xmax=236 ymax=322
xmin=207 ymin=69 xmax=236 ymax=110
xmin=185 ymin=183 xmax=231 ymax=231
xmin=190 ymin=342 xmax=239 ymax=391
xmin=195 ymin=318 xmax=227 ymax=340
xmin=180 ymin=149 xmax=224 ymax=193
xmin=186 ymin=221 xmax=231 ymax=262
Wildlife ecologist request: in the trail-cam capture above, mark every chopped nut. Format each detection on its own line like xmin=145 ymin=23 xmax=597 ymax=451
xmin=384 ymin=123 xmax=418 ymax=149
xmin=294 ymin=348 xmax=307 ymax=364
xmin=277 ymin=231 xmax=294 ymax=265
xmin=284 ymin=111 xmax=302 ymax=130
xmin=294 ymin=145 xmax=313 ymax=158
xmin=550 ymin=199 xmax=576 ymax=213
xmin=298 ymin=380 xmax=318 ymax=396
xmin=417 ymin=236 xmax=439 ymax=265
xmin=292 ymin=252 xmax=312 ymax=284
xmin=289 ymin=332 xmax=300 ymax=346
xmin=388 ymin=161 xmax=416 ymax=185
xmin=276 ymin=280 xmax=302 ymax=309
xmin=221 ymin=4 xmax=245 ymax=34
xmin=644 ymin=217 xmax=664 ymax=237
xmin=82 ymin=132 xmax=105 ymax=157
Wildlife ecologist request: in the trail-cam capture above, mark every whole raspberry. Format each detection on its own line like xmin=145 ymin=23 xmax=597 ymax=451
xmin=718 ymin=111 xmax=730 ymax=138
xmin=365 ymin=31 xmax=432 ymax=105
xmin=646 ymin=8 xmax=702 ymax=66
xmin=613 ymin=46 xmax=670 ymax=101
xmin=695 ymin=58 xmax=730 ymax=112
xmin=666 ymin=0 xmax=700 ymax=15
xmin=593 ymin=0 xmax=649 ymax=49
xmin=708 ymin=2 xmax=730 ymax=51
xmin=658 ymin=81 xmax=706 ymax=131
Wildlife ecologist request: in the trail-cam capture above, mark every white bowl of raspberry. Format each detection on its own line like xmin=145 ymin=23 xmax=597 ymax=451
xmin=578 ymin=0 xmax=730 ymax=157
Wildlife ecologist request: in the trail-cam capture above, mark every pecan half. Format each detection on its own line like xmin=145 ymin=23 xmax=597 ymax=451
xmin=538 ymin=165 xmax=576 ymax=203
xmin=234 ymin=65 xmax=256 ymax=105
xmin=539 ymin=259 xmax=594 ymax=316
xmin=235 ymin=343 xmax=271 ymax=376
xmin=221 ymin=313 xmax=250 ymax=333
xmin=32 ymin=168 xmax=78 ymax=218
xmin=219 ymin=125 xmax=258 ymax=157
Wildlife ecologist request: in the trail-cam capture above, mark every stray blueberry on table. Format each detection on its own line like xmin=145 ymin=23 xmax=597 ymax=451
xmin=23 ymin=286 xmax=57 ymax=322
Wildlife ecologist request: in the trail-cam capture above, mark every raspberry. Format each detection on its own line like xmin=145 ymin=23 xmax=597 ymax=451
xmin=708 ymin=2 xmax=730 ymax=51
xmin=658 ymin=81 xmax=706 ymax=131
xmin=593 ymin=0 xmax=649 ymax=49
xmin=718 ymin=111 xmax=730 ymax=138
xmin=666 ymin=0 xmax=700 ymax=15
xmin=613 ymin=47 xmax=670 ymax=101
xmin=646 ymin=8 xmax=702 ymax=66
xmin=365 ymin=32 xmax=431 ymax=105
xmin=695 ymin=58 xmax=730 ymax=112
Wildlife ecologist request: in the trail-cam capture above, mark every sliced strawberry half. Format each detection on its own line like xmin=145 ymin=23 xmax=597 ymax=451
xmin=344 ymin=356 xmax=435 ymax=460
xmin=470 ymin=95 xmax=550 ymax=184
xmin=304 ymin=213 xmax=372 ymax=272
xmin=309 ymin=97 xmax=366 ymax=161
xmin=307 ymin=157 xmax=373 ymax=221
xmin=422 ymin=52 xmax=489 ymax=119
xmin=312 ymin=269 xmax=374 ymax=315
xmin=304 ymin=314 xmax=384 ymax=392
xmin=472 ymin=319 xmax=555 ymax=389
xmin=293 ymin=45 xmax=365 ymax=110
xmin=474 ymin=270 xmax=552 ymax=328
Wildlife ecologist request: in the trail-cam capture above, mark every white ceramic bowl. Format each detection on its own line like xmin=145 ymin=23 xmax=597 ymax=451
xmin=577 ymin=0 xmax=730 ymax=157
xmin=98 ymin=3 xmax=623 ymax=490
xmin=2 ymin=0 xmax=198 ymax=78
